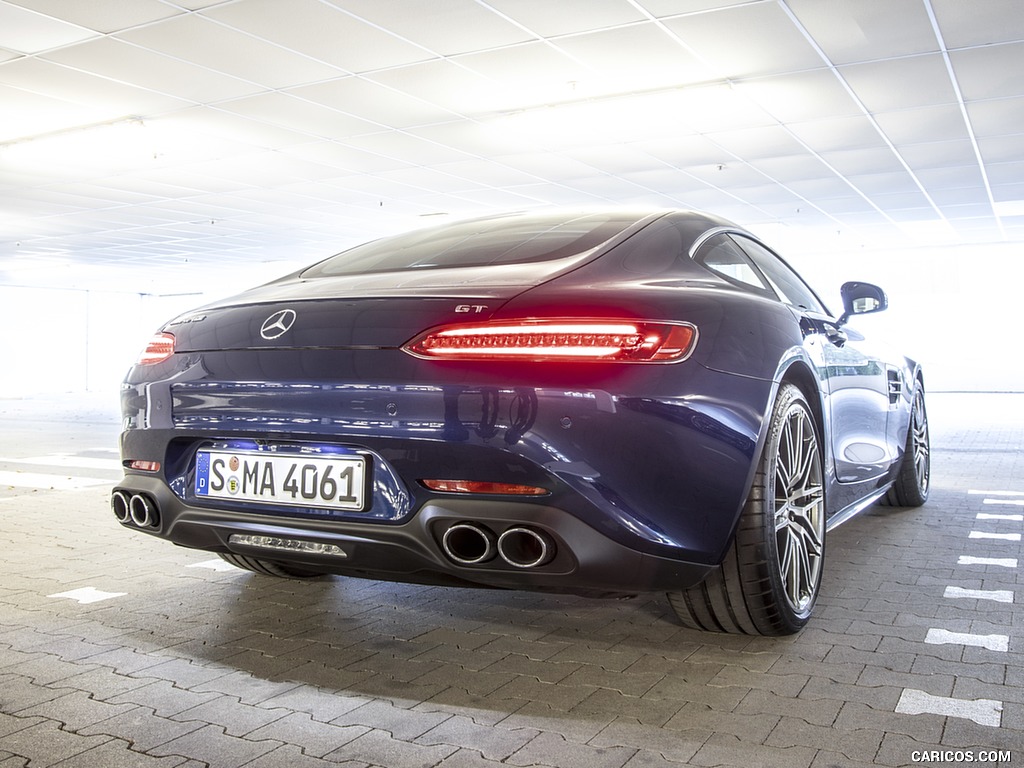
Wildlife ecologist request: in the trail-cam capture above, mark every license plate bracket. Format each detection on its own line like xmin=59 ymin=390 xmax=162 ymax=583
xmin=195 ymin=449 xmax=368 ymax=512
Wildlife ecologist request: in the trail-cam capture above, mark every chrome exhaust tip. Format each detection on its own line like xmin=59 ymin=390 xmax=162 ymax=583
xmin=128 ymin=494 xmax=157 ymax=528
xmin=441 ymin=522 xmax=496 ymax=565
xmin=111 ymin=490 xmax=131 ymax=523
xmin=497 ymin=526 xmax=554 ymax=568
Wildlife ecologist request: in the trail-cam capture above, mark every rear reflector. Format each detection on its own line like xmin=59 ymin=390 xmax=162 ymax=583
xmin=422 ymin=479 xmax=550 ymax=496
xmin=137 ymin=332 xmax=175 ymax=365
xmin=127 ymin=460 xmax=161 ymax=472
xmin=404 ymin=319 xmax=696 ymax=362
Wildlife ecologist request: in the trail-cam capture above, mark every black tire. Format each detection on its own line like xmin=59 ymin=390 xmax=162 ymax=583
xmin=218 ymin=552 xmax=324 ymax=579
xmin=885 ymin=384 xmax=930 ymax=507
xmin=669 ymin=383 xmax=826 ymax=635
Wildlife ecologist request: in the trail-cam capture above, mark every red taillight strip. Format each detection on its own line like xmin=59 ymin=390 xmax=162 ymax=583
xmin=422 ymin=479 xmax=549 ymax=496
xmin=137 ymin=332 xmax=175 ymax=365
xmin=404 ymin=319 xmax=697 ymax=363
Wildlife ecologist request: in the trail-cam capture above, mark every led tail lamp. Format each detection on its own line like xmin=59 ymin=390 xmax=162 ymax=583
xmin=404 ymin=319 xmax=697 ymax=363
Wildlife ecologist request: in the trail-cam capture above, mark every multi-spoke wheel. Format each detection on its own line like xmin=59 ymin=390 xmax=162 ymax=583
xmin=669 ymin=383 xmax=826 ymax=635
xmin=886 ymin=384 xmax=930 ymax=507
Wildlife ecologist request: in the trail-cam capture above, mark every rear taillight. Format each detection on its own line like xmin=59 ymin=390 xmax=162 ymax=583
xmin=403 ymin=319 xmax=697 ymax=363
xmin=137 ymin=332 xmax=175 ymax=365
xmin=422 ymin=479 xmax=549 ymax=496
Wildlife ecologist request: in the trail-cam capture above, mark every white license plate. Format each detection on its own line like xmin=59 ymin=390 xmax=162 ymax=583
xmin=195 ymin=450 xmax=366 ymax=511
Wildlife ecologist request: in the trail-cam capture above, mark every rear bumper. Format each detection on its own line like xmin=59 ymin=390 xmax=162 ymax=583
xmin=112 ymin=473 xmax=713 ymax=595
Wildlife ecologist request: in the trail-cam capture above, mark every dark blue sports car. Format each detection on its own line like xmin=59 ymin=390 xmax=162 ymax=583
xmin=114 ymin=209 xmax=929 ymax=635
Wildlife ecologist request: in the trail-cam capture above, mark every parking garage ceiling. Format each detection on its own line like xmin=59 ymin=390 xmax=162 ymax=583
xmin=1 ymin=0 xmax=1022 ymax=291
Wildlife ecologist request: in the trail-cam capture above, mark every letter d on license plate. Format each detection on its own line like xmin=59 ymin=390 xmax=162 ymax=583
xmin=195 ymin=450 xmax=366 ymax=511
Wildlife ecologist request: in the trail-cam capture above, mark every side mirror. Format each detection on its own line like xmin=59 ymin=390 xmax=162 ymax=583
xmin=838 ymin=281 xmax=888 ymax=326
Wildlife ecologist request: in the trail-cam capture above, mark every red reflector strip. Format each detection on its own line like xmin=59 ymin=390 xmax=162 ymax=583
xmin=405 ymin=320 xmax=696 ymax=363
xmin=422 ymin=479 xmax=549 ymax=496
xmin=127 ymin=460 xmax=161 ymax=472
xmin=137 ymin=332 xmax=175 ymax=365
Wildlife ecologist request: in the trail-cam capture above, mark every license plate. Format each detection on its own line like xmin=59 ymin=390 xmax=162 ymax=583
xmin=195 ymin=450 xmax=367 ymax=511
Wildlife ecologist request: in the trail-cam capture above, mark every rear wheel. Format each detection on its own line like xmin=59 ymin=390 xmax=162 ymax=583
xmin=669 ymin=383 xmax=825 ymax=635
xmin=218 ymin=553 xmax=324 ymax=579
xmin=885 ymin=384 xmax=930 ymax=507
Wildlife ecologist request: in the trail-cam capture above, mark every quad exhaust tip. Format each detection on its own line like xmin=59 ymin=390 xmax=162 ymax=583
xmin=498 ymin=526 xmax=554 ymax=568
xmin=441 ymin=521 xmax=555 ymax=569
xmin=111 ymin=490 xmax=159 ymax=529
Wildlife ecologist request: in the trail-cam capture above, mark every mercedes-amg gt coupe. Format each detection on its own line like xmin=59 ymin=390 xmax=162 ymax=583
xmin=114 ymin=209 xmax=929 ymax=635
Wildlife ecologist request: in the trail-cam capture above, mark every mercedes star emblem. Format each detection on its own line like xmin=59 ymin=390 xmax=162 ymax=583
xmin=260 ymin=309 xmax=297 ymax=340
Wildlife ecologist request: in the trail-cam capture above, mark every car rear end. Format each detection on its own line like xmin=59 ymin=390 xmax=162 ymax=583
xmin=113 ymin=211 xmax=772 ymax=596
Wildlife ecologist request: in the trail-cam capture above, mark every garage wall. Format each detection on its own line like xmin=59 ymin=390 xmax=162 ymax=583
xmin=0 ymin=286 xmax=199 ymax=398
xmin=0 ymin=241 xmax=1019 ymax=398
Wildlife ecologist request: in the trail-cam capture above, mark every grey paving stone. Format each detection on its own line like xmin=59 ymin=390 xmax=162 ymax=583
xmin=690 ymin=732 xmax=817 ymax=768
xmin=48 ymin=738 xmax=189 ymax=768
xmin=326 ymin=728 xmax=457 ymax=768
xmin=506 ymin=731 xmax=635 ymax=768
xmin=17 ymin=690 xmax=139 ymax=732
xmin=415 ymin=714 xmax=538 ymax=761
xmin=588 ymin=718 xmax=705 ymax=763
xmin=331 ymin=699 xmax=451 ymax=741
xmin=0 ymin=719 xmax=112 ymax=768
xmin=78 ymin=706 xmax=206 ymax=752
xmin=150 ymin=723 xmax=281 ymax=767
xmin=247 ymin=712 xmax=368 ymax=758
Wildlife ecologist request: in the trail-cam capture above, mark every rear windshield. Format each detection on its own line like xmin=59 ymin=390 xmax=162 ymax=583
xmin=302 ymin=212 xmax=639 ymax=278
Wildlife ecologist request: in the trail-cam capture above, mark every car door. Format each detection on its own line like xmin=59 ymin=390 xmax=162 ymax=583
xmin=731 ymin=236 xmax=893 ymax=484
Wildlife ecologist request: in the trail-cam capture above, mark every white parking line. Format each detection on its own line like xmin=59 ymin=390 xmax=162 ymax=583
xmin=958 ymin=555 xmax=1018 ymax=568
xmin=944 ymin=586 xmax=1014 ymax=603
xmin=0 ymin=454 xmax=122 ymax=471
xmin=968 ymin=531 xmax=1022 ymax=542
xmin=976 ymin=512 xmax=1024 ymax=521
xmin=924 ymin=628 xmax=1009 ymax=652
xmin=187 ymin=559 xmax=239 ymax=572
xmin=0 ymin=470 xmax=110 ymax=490
xmin=983 ymin=498 xmax=1024 ymax=507
xmin=48 ymin=587 xmax=127 ymax=604
xmin=969 ymin=490 xmax=1024 ymax=496
xmin=896 ymin=689 xmax=1002 ymax=727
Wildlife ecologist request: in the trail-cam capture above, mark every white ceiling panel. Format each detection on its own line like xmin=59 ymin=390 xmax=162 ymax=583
xmin=42 ymin=37 xmax=264 ymax=103
xmin=116 ymin=14 xmax=343 ymax=89
xmin=874 ymin=105 xmax=970 ymax=145
xmin=323 ymin=0 xmax=532 ymax=56
xmin=6 ymin=0 xmax=181 ymax=34
xmin=0 ymin=0 xmax=1022 ymax=292
xmin=0 ymin=1 xmax=96 ymax=53
xmin=483 ymin=0 xmax=645 ymax=37
xmin=661 ymin=3 xmax=824 ymax=79
xmin=931 ymin=0 xmax=1024 ymax=48
xmin=785 ymin=0 xmax=937 ymax=64
xmin=950 ymin=42 xmax=1024 ymax=102
xmin=839 ymin=54 xmax=958 ymax=112
xmin=288 ymin=78 xmax=459 ymax=130
xmin=205 ymin=0 xmax=431 ymax=73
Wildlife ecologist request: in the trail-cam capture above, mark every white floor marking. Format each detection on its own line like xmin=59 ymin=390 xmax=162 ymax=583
xmin=896 ymin=689 xmax=1002 ymax=727
xmin=48 ymin=587 xmax=127 ymax=604
xmin=944 ymin=586 xmax=1014 ymax=603
xmin=0 ymin=454 xmax=121 ymax=471
xmin=187 ymin=559 xmax=238 ymax=572
xmin=983 ymin=498 xmax=1024 ymax=507
xmin=976 ymin=512 xmax=1024 ymax=521
xmin=969 ymin=490 xmax=1024 ymax=496
xmin=958 ymin=555 xmax=1018 ymax=568
xmin=968 ymin=531 xmax=1022 ymax=542
xmin=0 ymin=470 xmax=110 ymax=490
xmin=925 ymin=628 xmax=1009 ymax=652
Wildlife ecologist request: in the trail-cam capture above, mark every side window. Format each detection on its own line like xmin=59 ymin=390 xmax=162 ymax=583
xmin=731 ymin=235 xmax=827 ymax=313
xmin=692 ymin=234 xmax=775 ymax=298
